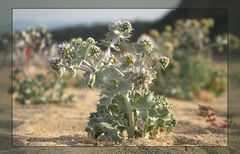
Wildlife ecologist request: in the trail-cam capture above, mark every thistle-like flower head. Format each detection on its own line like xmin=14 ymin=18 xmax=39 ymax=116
xmin=88 ymin=45 xmax=101 ymax=58
xmin=86 ymin=37 xmax=96 ymax=45
xmin=122 ymin=21 xmax=133 ymax=33
xmin=137 ymin=35 xmax=155 ymax=54
xmin=107 ymin=20 xmax=133 ymax=42
xmin=124 ymin=53 xmax=136 ymax=66
xmin=59 ymin=43 xmax=75 ymax=63
xmin=109 ymin=20 xmax=133 ymax=34
xmin=48 ymin=56 xmax=65 ymax=77
xmin=159 ymin=56 xmax=170 ymax=70
xmin=71 ymin=37 xmax=86 ymax=47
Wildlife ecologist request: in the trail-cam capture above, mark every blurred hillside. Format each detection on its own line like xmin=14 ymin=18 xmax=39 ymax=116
xmin=51 ymin=21 xmax=152 ymax=42
xmin=178 ymin=0 xmax=238 ymax=35
xmin=153 ymin=8 xmax=227 ymax=37
xmin=51 ymin=7 xmax=228 ymax=43
xmin=50 ymin=8 xmax=229 ymax=59
xmin=3 ymin=0 xmax=238 ymax=57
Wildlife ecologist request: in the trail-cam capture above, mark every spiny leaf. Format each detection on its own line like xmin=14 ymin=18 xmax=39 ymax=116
xmin=99 ymin=122 xmax=123 ymax=143
xmin=133 ymin=92 xmax=155 ymax=121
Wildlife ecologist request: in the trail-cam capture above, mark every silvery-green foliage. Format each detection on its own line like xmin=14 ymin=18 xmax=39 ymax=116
xmin=14 ymin=27 xmax=54 ymax=54
xmin=49 ymin=20 xmax=176 ymax=143
xmin=14 ymin=27 xmax=57 ymax=66
xmin=150 ymin=18 xmax=231 ymax=100
xmin=10 ymin=68 xmax=76 ymax=105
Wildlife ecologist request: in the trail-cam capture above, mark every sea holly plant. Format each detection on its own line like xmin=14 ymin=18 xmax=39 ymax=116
xmin=10 ymin=68 xmax=76 ymax=105
xmin=14 ymin=27 xmax=54 ymax=56
xmin=10 ymin=27 xmax=75 ymax=105
xmin=14 ymin=26 xmax=57 ymax=66
xmin=149 ymin=18 xmax=233 ymax=100
xmin=49 ymin=20 xmax=176 ymax=143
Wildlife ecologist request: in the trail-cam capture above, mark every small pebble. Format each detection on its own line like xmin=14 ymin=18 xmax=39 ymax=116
xmin=204 ymin=130 xmax=211 ymax=134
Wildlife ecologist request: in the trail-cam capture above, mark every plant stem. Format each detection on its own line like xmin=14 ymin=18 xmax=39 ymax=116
xmin=124 ymin=99 xmax=135 ymax=138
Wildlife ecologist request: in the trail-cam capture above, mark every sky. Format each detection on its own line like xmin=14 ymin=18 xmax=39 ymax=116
xmin=13 ymin=9 xmax=173 ymax=31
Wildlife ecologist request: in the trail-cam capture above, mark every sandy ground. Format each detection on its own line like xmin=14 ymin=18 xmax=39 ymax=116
xmin=1 ymin=60 xmax=240 ymax=153
xmin=13 ymin=87 xmax=228 ymax=146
